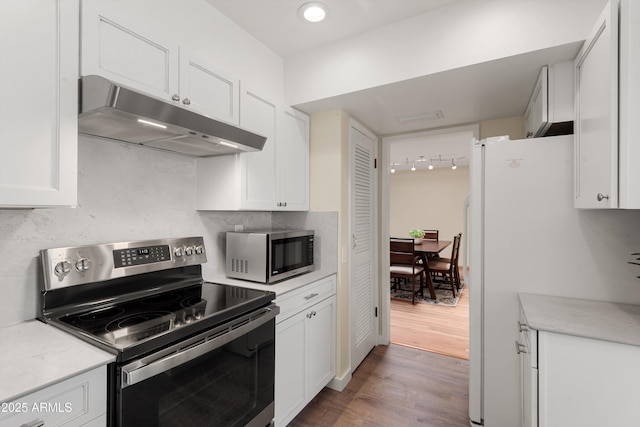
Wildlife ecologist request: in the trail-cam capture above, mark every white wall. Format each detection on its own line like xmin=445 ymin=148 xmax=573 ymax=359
xmin=284 ymin=0 xmax=607 ymax=106
xmin=390 ymin=166 xmax=469 ymax=249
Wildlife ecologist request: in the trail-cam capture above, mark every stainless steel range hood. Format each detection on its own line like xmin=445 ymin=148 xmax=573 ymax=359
xmin=78 ymin=75 xmax=266 ymax=156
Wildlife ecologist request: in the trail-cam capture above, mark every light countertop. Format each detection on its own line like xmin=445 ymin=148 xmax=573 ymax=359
xmin=206 ymin=270 xmax=336 ymax=296
xmin=519 ymin=293 xmax=640 ymax=347
xmin=0 ymin=320 xmax=115 ymax=403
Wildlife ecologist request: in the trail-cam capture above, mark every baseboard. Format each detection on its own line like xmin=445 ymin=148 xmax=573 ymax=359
xmin=326 ymin=371 xmax=352 ymax=392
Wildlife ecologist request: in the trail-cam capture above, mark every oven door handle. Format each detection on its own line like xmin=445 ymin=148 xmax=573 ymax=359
xmin=121 ymin=304 xmax=279 ymax=388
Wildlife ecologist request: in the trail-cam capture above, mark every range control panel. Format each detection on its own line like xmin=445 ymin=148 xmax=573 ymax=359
xmin=113 ymin=245 xmax=171 ymax=268
xmin=40 ymin=237 xmax=207 ymax=291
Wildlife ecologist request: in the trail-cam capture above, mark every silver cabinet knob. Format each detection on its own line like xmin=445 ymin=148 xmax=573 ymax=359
xmin=172 ymin=94 xmax=180 ymax=101
xmin=182 ymin=98 xmax=191 ymax=105
xmin=597 ymin=193 xmax=609 ymax=202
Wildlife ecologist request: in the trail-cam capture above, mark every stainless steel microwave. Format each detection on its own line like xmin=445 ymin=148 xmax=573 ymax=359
xmin=226 ymin=229 xmax=314 ymax=283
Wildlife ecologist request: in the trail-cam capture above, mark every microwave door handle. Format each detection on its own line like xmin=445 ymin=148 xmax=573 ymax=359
xmin=121 ymin=305 xmax=279 ymax=388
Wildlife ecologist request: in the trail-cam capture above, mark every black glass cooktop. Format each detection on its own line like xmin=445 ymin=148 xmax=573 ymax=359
xmin=56 ymin=282 xmax=273 ymax=349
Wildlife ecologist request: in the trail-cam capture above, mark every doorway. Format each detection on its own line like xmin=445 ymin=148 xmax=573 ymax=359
xmin=380 ymin=124 xmax=477 ymax=357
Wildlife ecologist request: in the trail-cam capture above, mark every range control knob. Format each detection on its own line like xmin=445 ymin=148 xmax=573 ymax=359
xmin=75 ymin=258 xmax=92 ymax=272
xmin=54 ymin=260 xmax=72 ymax=277
xmin=174 ymin=247 xmax=184 ymax=257
xmin=185 ymin=246 xmax=194 ymax=256
xmin=195 ymin=246 xmax=204 ymax=255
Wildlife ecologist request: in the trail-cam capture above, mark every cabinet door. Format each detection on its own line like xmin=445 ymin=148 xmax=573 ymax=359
xmin=81 ymin=0 xmax=179 ymax=102
xmin=574 ymin=0 xmax=618 ymax=208
xmin=306 ymin=295 xmax=336 ymax=398
xmin=0 ymin=0 xmax=78 ymax=207
xmin=277 ymin=108 xmax=309 ymax=210
xmin=275 ymin=311 xmax=307 ymax=427
xmin=520 ymin=328 xmax=538 ymax=427
xmin=0 ymin=365 xmax=106 ymax=427
xmin=524 ymin=67 xmax=547 ymax=138
xmin=538 ymin=331 xmax=640 ymax=427
xmin=179 ymin=50 xmax=240 ymax=125
xmin=238 ymin=86 xmax=277 ymax=210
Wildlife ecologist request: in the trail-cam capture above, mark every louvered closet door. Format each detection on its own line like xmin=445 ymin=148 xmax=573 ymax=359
xmin=349 ymin=120 xmax=378 ymax=371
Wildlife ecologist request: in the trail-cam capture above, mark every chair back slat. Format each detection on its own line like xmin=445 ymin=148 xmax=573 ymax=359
xmin=422 ymin=229 xmax=439 ymax=241
xmin=450 ymin=233 xmax=462 ymax=264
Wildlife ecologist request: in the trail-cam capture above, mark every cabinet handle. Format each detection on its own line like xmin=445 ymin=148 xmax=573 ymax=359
xmin=518 ymin=321 xmax=529 ymax=332
xmin=282 ymin=202 xmax=287 ymax=207
xmin=182 ymin=98 xmax=191 ymax=105
xmin=515 ymin=340 xmax=527 ymax=355
xmin=596 ymin=193 xmax=609 ymax=202
xmin=304 ymin=292 xmax=319 ymax=300
xmin=21 ymin=420 xmax=44 ymax=427
xmin=526 ymin=131 xmax=534 ymax=138
xmin=171 ymin=94 xmax=180 ymax=101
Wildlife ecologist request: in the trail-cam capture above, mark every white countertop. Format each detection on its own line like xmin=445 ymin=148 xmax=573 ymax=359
xmin=0 ymin=320 xmax=115 ymax=403
xmin=519 ymin=293 xmax=640 ymax=347
xmin=206 ymin=270 xmax=336 ymax=295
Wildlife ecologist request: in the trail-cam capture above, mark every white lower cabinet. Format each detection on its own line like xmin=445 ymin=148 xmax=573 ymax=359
xmin=0 ymin=365 xmax=107 ymax=427
xmin=275 ymin=275 xmax=336 ymax=426
xmin=518 ymin=321 xmax=640 ymax=427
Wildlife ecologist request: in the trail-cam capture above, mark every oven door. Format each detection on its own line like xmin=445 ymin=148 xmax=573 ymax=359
xmin=116 ymin=304 xmax=278 ymax=427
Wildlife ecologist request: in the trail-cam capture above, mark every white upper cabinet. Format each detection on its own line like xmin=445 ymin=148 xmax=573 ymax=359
xmin=238 ymin=86 xmax=278 ymax=210
xmin=524 ymin=61 xmax=573 ymax=138
xmin=0 ymin=0 xmax=78 ymax=208
xmin=574 ymin=0 xmax=640 ymax=209
xmin=81 ymin=0 xmax=239 ymax=124
xmin=278 ymin=108 xmax=310 ymax=211
xmin=196 ymin=92 xmax=310 ymax=212
xmin=574 ymin=0 xmax=618 ymax=208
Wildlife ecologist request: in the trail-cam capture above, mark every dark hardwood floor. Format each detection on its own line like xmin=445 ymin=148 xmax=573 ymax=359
xmin=288 ymin=344 xmax=469 ymax=427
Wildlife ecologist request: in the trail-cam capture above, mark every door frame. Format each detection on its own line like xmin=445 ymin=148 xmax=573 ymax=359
xmin=380 ymin=124 xmax=479 ymax=344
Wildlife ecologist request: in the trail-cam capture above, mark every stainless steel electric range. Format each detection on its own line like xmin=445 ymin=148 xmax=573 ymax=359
xmin=39 ymin=237 xmax=278 ymax=427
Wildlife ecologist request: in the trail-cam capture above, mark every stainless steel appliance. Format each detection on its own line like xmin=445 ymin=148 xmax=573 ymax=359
xmin=226 ymin=230 xmax=314 ymax=284
xmin=78 ymin=75 xmax=267 ymax=157
xmin=39 ymin=237 xmax=278 ymax=427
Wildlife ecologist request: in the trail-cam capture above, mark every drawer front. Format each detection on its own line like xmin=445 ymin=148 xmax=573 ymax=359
xmin=276 ymin=275 xmax=336 ymax=322
xmin=0 ymin=366 xmax=107 ymax=427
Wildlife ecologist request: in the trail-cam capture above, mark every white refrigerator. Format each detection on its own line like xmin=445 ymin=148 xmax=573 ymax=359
xmin=468 ymin=134 xmax=611 ymax=426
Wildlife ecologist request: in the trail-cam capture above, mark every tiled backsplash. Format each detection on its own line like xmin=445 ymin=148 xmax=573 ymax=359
xmin=0 ymin=136 xmax=337 ymax=327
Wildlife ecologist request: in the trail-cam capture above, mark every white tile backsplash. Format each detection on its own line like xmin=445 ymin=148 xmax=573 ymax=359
xmin=0 ymin=136 xmax=337 ymax=326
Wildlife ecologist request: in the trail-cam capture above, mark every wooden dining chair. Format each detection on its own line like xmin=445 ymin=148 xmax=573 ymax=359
xmin=428 ymin=233 xmax=461 ymax=298
xmin=422 ymin=229 xmax=439 ymax=241
xmin=390 ymin=238 xmax=425 ymax=304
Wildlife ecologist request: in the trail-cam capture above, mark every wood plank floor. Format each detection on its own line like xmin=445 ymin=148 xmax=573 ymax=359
xmin=288 ymin=344 xmax=470 ymax=427
xmin=390 ymin=284 xmax=469 ymax=360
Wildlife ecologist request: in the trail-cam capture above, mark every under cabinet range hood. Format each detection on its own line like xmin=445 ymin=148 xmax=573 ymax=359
xmin=78 ymin=75 xmax=266 ymax=157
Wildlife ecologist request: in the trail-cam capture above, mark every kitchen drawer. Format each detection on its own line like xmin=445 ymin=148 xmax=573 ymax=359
xmin=0 ymin=366 xmax=107 ymax=427
xmin=276 ymin=275 xmax=336 ymax=322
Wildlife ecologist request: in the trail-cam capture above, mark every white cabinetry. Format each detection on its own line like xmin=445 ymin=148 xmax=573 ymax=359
xmin=275 ymin=275 xmax=336 ymax=426
xmin=196 ymin=99 xmax=309 ymax=211
xmin=81 ymin=0 xmax=239 ymax=124
xmin=0 ymin=0 xmax=78 ymax=207
xmin=0 ymin=366 xmax=107 ymax=427
xmin=574 ymin=0 xmax=640 ymax=208
xmin=524 ymin=62 xmax=573 ymax=138
xmin=518 ymin=308 xmax=640 ymax=427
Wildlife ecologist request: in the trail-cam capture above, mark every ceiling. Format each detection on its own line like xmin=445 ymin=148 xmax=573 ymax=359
xmin=205 ymin=0 xmax=582 ymax=166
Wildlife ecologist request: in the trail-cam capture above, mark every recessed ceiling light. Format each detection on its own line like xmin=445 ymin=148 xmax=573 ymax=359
xmin=298 ymin=2 xmax=328 ymax=23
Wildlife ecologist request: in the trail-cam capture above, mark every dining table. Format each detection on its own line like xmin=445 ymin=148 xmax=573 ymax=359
xmin=413 ymin=240 xmax=451 ymax=300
